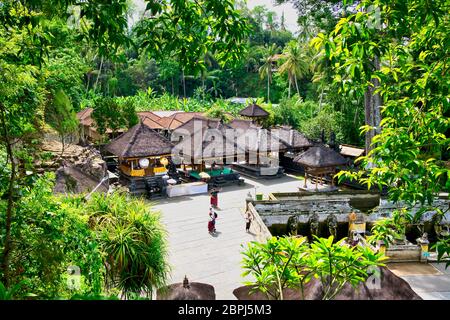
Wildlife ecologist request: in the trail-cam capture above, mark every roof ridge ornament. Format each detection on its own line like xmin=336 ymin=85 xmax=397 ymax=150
xmin=183 ymin=275 xmax=190 ymax=289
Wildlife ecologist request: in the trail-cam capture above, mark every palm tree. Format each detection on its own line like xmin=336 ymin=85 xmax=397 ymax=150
xmin=87 ymin=193 xmax=170 ymax=299
xmin=310 ymin=49 xmax=328 ymax=111
xmin=259 ymin=44 xmax=279 ymax=103
xmin=278 ymin=41 xmax=309 ymax=98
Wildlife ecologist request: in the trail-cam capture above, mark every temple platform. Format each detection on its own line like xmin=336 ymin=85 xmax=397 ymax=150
xmin=231 ymin=163 xmax=285 ymax=179
xmin=179 ymin=167 xmax=245 ymax=188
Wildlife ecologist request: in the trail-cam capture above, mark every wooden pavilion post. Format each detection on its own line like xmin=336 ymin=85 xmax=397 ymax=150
xmin=315 ymin=171 xmax=318 ymax=190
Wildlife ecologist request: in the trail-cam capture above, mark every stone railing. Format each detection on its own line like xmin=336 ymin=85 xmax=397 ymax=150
xmin=246 ymin=202 xmax=272 ymax=242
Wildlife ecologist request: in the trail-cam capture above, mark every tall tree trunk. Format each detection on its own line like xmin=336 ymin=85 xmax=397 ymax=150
xmin=93 ymin=56 xmax=104 ymax=93
xmin=288 ymin=76 xmax=292 ymax=98
xmin=267 ymin=73 xmax=270 ymax=102
xmin=294 ymin=76 xmax=300 ymax=96
xmin=364 ymin=55 xmax=382 ymax=156
xmin=0 ymin=104 xmax=16 ymax=288
xmin=182 ymin=69 xmax=186 ymax=98
xmin=373 ymin=55 xmax=382 ymax=136
xmin=319 ymin=86 xmax=324 ymax=112
xmin=85 ymin=73 xmax=91 ymax=94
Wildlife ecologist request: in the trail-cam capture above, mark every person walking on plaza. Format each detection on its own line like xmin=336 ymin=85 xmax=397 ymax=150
xmin=245 ymin=211 xmax=252 ymax=233
xmin=210 ymin=187 xmax=220 ymax=209
xmin=208 ymin=208 xmax=218 ymax=234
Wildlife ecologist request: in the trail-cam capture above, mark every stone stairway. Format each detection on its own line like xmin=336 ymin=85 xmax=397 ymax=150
xmin=127 ymin=175 xmax=167 ymax=199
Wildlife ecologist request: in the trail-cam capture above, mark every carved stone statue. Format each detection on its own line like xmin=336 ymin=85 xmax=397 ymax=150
xmin=326 ymin=213 xmax=338 ymax=238
xmin=432 ymin=213 xmax=450 ymax=238
xmin=309 ymin=213 xmax=320 ymax=238
xmin=349 ymin=230 xmax=360 ymax=246
xmin=287 ymin=215 xmax=299 ymax=236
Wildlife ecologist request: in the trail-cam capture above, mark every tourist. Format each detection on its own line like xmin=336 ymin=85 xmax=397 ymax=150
xmin=212 ymin=211 xmax=218 ymax=232
xmin=245 ymin=211 xmax=252 ymax=233
xmin=208 ymin=209 xmax=218 ymax=234
xmin=210 ymin=188 xmax=219 ymax=208
xmin=208 ymin=218 xmax=215 ymax=234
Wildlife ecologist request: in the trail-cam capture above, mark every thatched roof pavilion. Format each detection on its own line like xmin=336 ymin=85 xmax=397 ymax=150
xmin=157 ymin=276 xmax=216 ymax=300
xmin=105 ymin=122 xmax=173 ymax=178
xmin=158 ymin=112 xmax=205 ymax=131
xmin=137 ymin=112 xmax=164 ymax=130
xmin=228 ymin=118 xmax=260 ymax=131
xmin=172 ymin=117 xmax=246 ymax=168
xmin=293 ymin=145 xmax=348 ymax=189
xmin=173 ymin=116 xmax=221 ymax=135
xmin=238 ymin=103 xmax=269 ymax=119
xmin=340 ymin=144 xmax=365 ymax=159
xmin=271 ymin=126 xmax=313 ymax=150
xmin=293 ymin=145 xmax=348 ymax=168
xmin=105 ymin=122 xmax=173 ymax=158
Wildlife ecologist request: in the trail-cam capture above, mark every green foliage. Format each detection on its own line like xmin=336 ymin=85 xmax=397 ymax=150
xmin=299 ymin=104 xmax=345 ymax=143
xmin=278 ymin=41 xmax=310 ymax=98
xmin=81 ymin=192 xmax=170 ymax=299
xmin=318 ymin=0 xmax=449 ymax=204
xmin=0 ymin=172 xmax=169 ymax=299
xmin=259 ymin=44 xmax=279 ymax=102
xmin=0 ymin=173 xmax=100 ymax=298
xmin=309 ymin=235 xmax=385 ymax=300
xmin=91 ymin=97 xmax=138 ymax=136
xmin=271 ymin=95 xmax=350 ymax=144
xmin=433 ymin=236 xmax=450 ymax=269
xmin=367 ymin=209 xmax=412 ymax=248
xmin=45 ymin=89 xmax=79 ymax=144
xmin=316 ymin=0 xmax=450 ymax=265
xmin=241 ymin=236 xmax=310 ymax=300
xmin=241 ymin=236 xmax=386 ymax=300
xmin=0 ymin=281 xmax=24 ymax=300
xmin=44 ymin=47 xmax=88 ymax=111
xmin=204 ymin=101 xmax=234 ymax=123
xmin=135 ymin=0 xmax=251 ymax=75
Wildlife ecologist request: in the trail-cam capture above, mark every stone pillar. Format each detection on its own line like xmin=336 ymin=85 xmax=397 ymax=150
xmin=304 ymin=172 xmax=307 ymax=188
xmin=416 ymin=234 xmax=430 ymax=263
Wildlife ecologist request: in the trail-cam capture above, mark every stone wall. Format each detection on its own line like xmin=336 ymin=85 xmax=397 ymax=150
xmin=251 ymin=191 xmax=450 ymax=228
xmin=39 ymin=135 xmax=107 ymax=194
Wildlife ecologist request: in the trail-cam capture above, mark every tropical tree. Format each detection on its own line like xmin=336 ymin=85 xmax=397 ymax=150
xmin=278 ymin=41 xmax=309 ymax=98
xmin=1 ymin=0 xmax=252 ymax=295
xmin=241 ymin=236 xmax=309 ymax=300
xmin=316 ymin=0 xmax=450 ymax=264
xmin=91 ymin=97 xmax=139 ymax=137
xmin=204 ymin=101 xmax=235 ymax=123
xmin=45 ymin=89 xmax=79 ymax=154
xmin=241 ymin=236 xmax=385 ymax=300
xmin=259 ymin=44 xmax=279 ymax=102
xmin=308 ymin=236 xmax=385 ymax=300
xmin=0 ymin=173 xmax=105 ymax=299
xmin=84 ymin=192 xmax=169 ymax=299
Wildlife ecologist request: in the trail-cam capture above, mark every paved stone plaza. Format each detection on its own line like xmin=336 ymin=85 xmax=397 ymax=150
xmin=152 ymin=174 xmax=311 ymax=299
xmin=388 ymin=262 xmax=450 ymax=300
xmin=152 ymin=174 xmax=450 ymax=300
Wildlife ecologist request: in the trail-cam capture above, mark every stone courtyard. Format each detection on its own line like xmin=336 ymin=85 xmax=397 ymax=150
xmin=152 ymin=174 xmax=308 ymax=299
xmin=152 ymin=174 xmax=450 ymax=300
